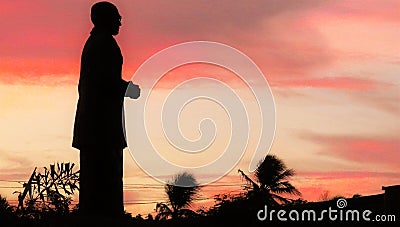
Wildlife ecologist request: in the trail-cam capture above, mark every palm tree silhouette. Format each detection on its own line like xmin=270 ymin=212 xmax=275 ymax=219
xmin=238 ymin=154 xmax=301 ymax=206
xmin=0 ymin=195 xmax=14 ymax=213
xmin=155 ymin=172 xmax=200 ymax=220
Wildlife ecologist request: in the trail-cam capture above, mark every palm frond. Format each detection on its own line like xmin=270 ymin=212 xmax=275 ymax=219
xmin=238 ymin=169 xmax=259 ymax=190
xmin=242 ymin=154 xmax=301 ymax=204
xmin=157 ymin=172 xmax=201 ymax=219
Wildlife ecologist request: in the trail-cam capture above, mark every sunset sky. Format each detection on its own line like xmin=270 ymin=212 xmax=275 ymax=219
xmin=0 ymin=0 xmax=399 ymax=215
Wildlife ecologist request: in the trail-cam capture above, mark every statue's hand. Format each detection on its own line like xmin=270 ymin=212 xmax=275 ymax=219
xmin=125 ymin=81 xmax=141 ymax=99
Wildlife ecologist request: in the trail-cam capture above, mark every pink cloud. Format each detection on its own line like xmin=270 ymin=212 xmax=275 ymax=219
xmin=1 ymin=0 xmax=398 ymax=88
xmin=300 ymin=133 xmax=400 ymax=169
xmin=270 ymin=76 xmax=391 ymax=90
xmin=309 ymin=0 xmax=400 ymax=24
xmin=0 ymin=0 xmax=334 ymax=85
xmin=0 ymin=153 xmax=36 ymax=181
xmin=350 ymin=88 xmax=400 ymax=115
xmin=297 ymin=171 xmax=400 ymax=181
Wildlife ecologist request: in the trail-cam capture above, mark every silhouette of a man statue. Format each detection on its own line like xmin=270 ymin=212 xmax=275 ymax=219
xmin=73 ymin=1 xmax=140 ymax=219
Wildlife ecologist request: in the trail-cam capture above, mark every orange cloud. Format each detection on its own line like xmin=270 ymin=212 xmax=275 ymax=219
xmin=294 ymin=171 xmax=400 ymax=202
xmin=0 ymin=58 xmax=78 ymax=85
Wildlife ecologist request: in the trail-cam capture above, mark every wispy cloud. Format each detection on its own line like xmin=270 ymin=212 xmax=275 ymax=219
xmin=299 ymin=132 xmax=400 ymax=169
xmin=271 ymin=76 xmax=393 ymax=90
xmin=293 ymin=170 xmax=400 ymax=201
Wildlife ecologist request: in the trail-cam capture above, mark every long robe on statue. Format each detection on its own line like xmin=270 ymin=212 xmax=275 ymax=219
xmin=73 ymin=26 xmax=128 ymax=218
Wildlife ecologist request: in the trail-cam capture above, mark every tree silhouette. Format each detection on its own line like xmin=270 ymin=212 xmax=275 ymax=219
xmin=0 ymin=195 xmax=14 ymax=213
xmin=238 ymin=154 xmax=301 ymax=206
xmin=318 ymin=190 xmax=331 ymax=201
xmin=15 ymin=162 xmax=79 ymax=218
xmin=155 ymin=172 xmax=200 ymax=220
xmin=0 ymin=195 xmax=18 ymax=225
